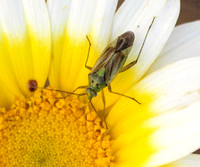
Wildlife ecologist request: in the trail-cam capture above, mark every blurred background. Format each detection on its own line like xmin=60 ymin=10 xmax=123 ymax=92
xmin=117 ymin=0 xmax=200 ymax=25
xmin=117 ymin=0 xmax=200 ymax=154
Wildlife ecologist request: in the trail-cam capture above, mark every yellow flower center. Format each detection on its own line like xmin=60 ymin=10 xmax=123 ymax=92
xmin=0 ymin=89 xmax=114 ymax=167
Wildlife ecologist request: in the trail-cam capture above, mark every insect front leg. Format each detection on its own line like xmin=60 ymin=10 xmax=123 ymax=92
xmin=72 ymin=85 xmax=88 ymax=93
xmin=101 ymin=90 xmax=106 ymax=111
xmin=88 ymin=100 xmax=98 ymax=114
xmin=85 ymin=36 xmax=93 ymax=70
xmin=107 ymin=85 xmax=141 ymax=104
xmin=101 ymin=90 xmax=108 ymax=129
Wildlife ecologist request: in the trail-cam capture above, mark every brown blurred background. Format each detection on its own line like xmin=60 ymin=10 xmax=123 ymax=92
xmin=117 ymin=0 xmax=200 ymax=25
xmin=117 ymin=0 xmax=200 ymax=154
xmin=176 ymin=0 xmax=200 ymax=25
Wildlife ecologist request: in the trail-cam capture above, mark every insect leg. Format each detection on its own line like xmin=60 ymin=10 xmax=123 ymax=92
xmin=119 ymin=59 xmax=137 ymax=72
xmin=55 ymin=91 xmax=80 ymax=99
xmin=101 ymin=90 xmax=108 ymax=129
xmin=72 ymin=85 xmax=88 ymax=93
xmin=56 ymin=92 xmax=87 ymax=100
xmin=101 ymin=90 xmax=106 ymax=111
xmin=120 ymin=17 xmax=156 ymax=73
xmin=34 ymin=87 xmax=80 ymax=96
xmin=89 ymin=100 xmax=97 ymax=114
xmin=108 ymin=85 xmax=141 ymax=104
xmin=85 ymin=36 xmax=93 ymax=70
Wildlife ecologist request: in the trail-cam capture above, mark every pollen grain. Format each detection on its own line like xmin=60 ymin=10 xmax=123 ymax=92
xmin=0 ymin=89 xmax=114 ymax=167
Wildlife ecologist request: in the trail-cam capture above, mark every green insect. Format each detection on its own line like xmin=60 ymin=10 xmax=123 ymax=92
xmin=76 ymin=31 xmax=140 ymax=105
xmin=74 ymin=17 xmax=155 ymax=109
xmin=28 ymin=18 xmax=155 ymax=121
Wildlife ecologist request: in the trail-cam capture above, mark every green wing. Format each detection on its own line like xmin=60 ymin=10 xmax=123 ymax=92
xmin=104 ymin=52 xmax=127 ymax=85
xmin=90 ymin=45 xmax=115 ymax=74
xmin=90 ymin=31 xmax=134 ymax=84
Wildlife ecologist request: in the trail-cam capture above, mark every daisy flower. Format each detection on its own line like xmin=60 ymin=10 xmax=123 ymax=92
xmin=0 ymin=0 xmax=200 ymax=166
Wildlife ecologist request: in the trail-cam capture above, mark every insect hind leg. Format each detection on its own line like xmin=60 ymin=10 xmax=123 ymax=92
xmin=120 ymin=17 xmax=156 ymax=73
xmin=108 ymin=85 xmax=141 ymax=104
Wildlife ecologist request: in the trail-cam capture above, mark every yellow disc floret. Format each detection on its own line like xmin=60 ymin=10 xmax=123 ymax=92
xmin=0 ymin=89 xmax=114 ymax=167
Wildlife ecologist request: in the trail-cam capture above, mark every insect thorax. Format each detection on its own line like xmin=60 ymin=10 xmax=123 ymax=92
xmin=88 ymin=68 xmax=107 ymax=93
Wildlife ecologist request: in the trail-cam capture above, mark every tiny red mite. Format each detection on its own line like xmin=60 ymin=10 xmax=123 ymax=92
xmin=28 ymin=80 xmax=38 ymax=92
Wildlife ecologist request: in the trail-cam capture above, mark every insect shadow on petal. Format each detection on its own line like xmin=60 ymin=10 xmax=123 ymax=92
xmin=28 ymin=17 xmax=156 ymax=127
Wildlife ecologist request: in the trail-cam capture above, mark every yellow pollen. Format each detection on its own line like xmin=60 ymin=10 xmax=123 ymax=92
xmin=0 ymin=89 xmax=114 ymax=167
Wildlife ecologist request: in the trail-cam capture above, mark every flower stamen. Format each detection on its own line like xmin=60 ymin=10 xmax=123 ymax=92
xmin=0 ymin=89 xmax=114 ymax=166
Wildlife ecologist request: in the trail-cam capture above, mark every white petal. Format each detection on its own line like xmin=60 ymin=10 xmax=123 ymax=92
xmin=47 ymin=0 xmax=118 ymax=90
xmin=165 ymin=154 xmax=200 ymax=167
xmin=111 ymin=0 xmax=180 ymax=87
xmin=108 ymin=56 xmax=200 ymax=128
xmin=136 ymin=57 xmax=200 ymax=166
xmin=134 ymin=57 xmax=200 ymax=114
xmin=146 ymin=20 xmax=200 ymax=75
xmin=108 ymin=102 xmax=200 ymax=166
xmin=0 ymin=0 xmax=50 ymax=106
xmin=108 ymin=57 xmax=200 ymax=129
xmin=146 ymin=102 xmax=200 ymax=166
xmin=101 ymin=0 xmax=180 ymax=108
xmin=107 ymin=57 xmax=200 ymax=166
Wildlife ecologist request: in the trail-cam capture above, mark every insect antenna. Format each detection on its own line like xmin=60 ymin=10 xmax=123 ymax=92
xmin=28 ymin=80 xmax=82 ymax=96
